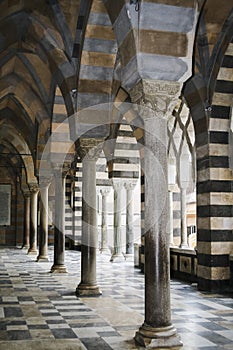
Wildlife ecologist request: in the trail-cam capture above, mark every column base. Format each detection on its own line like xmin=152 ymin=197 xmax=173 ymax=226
xmin=37 ymin=255 xmax=50 ymax=262
xmin=22 ymin=245 xmax=30 ymax=250
xmin=76 ymin=283 xmax=102 ymax=297
xmin=110 ymin=253 xmax=125 ymax=262
xmin=179 ymin=244 xmax=190 ymax=249
xmin=135 ymin=323 xmax=183 ymax=349
xmin=50 ymin=264 xmax=68 ymax=273
xmin=123 ymin=253 xmax=134 ymax=262
xmin=27 ymin=248 xmax=38 ymax=255
xmin=100 ymin=247 xmax=111 ymax=255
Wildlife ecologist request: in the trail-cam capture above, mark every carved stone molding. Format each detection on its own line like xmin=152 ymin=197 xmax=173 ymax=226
xmin=100 ymin=187 xmax=111 ymax=196
xmin=130 ymin=79 xmax=182 ymax=120
xmin=77 ymin=138 xmax=104 ymax=161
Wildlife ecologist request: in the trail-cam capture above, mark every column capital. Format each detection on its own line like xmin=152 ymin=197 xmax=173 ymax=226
xmin=77 ymin=138 xmax=104 ymax=161
xmin=39 ymin=177 xmax=51 ymax=188
xmin=23 ymin=190 xmax=31 ymax=198
xmin=100 ymin=187 xmax=111 ymax=196
xmin=28 ymin=184 xmax=39 ymax=194
xmin=129 ymin=79 xmax=182 ymax=120
xmin=124 ymin=180 xmax=138 ymax=191
xmin=112 ymin=179 xmax=125 ymax=191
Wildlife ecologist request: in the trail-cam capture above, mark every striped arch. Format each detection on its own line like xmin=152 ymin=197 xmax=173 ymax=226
xmin=104 ymin=0 xmax=198 ymax=90
xmin=74 ymin=0 xmax=117 ymax=109
xmin=0 ymin=123 xmax=37 ymax=186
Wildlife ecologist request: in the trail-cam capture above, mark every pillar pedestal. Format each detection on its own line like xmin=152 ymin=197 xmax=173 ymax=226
xmin=135 ymin=323 xmax=182 ymax=349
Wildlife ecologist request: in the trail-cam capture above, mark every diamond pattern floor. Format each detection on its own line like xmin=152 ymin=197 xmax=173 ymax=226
xmin=0 ymin=247 xmax=233 ymax=349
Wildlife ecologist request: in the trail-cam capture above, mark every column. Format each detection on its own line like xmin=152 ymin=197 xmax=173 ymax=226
xmin=51 ymin=167 xmax=67 ymax=273
xmin=124 ymin=181 xmax=137 ymax=260
xmin=179 ymin=187 xmax=189 ymax=248
xmin=37 ymin=179 xmax=50 ymax=262
xmin=100 ymin=187 xmax=111 ymax=254
xmin=110 ymin=180 xmax=125 ymax=262
xmin=28 ymin=185 xmax=39 ymax=255
xmin=22 ymin=191 xmax=30 ymax=249
xmin=76 ymin=140 xmax=102 ymax=296
xmin=169 ymin=190 xmax=174 ymax=246
xmin=130 ymin=79 xmax=182 ymax=348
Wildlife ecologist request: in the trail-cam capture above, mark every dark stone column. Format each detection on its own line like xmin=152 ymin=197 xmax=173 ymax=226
xmin=51 ymin=168 xmax=67 ymax=273
xmin=22 ymin=191 xmax=30 ymax=249
xmin=37 ymin=179 xmax=50 ymax=262
xmin=130 ymin=79 xmax=183 ymax=349
xmin=76 ymin=139 xmax=102 ymax=296
xmin=28 ymin=185 xmax=39 ymax=255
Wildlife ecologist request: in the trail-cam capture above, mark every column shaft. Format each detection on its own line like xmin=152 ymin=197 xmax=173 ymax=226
xmin=100 ymin=188 xmax=110 ymax=254
xmin=28 ymin=188 xmax=38 ymax=255
xmin=135 ymin=117 xmax=182 ymax=348
xmin=180 ymin=187 xmax=189 ymax=248
xmin=51 ymin=171 xmax=67 ymax=273
xmin=22 ymin=193 xmax=30 ymax=249
xmin=110 ymin=182 xmax=124 ymax=262
xmin=169 ymin=191 xmax=174 ymax=246
xmin=125 ymin=183 xmax=135 ymax=256
xmin=76 ymin=159 xmax=101 ymax=296
xmin=37 ymin=183 xmax=50 ymax=261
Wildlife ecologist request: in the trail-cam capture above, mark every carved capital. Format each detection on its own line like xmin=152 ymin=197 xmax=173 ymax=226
xmin=29 ymin=184 xmax=39 ymax=194
xmin=100 ymin=187 xmax=111 ymax=196
xmin=124 ymin=180 xmax=138 ymax=191
xmin=77 ymin=138 xmax=104 ymax=161
xmin=130 ymin=79 xmax=182 ymax=120
xmin=112 ymin=179 xmax=124 ymax=191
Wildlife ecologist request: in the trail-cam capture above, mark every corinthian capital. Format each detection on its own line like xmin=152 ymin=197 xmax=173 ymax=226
xmin=130 ymin=79 xmax=182 ymax=120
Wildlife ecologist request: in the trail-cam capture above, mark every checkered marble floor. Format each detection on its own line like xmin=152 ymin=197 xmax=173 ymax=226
xmin=0 ymin=247 xmax=233 ymax=350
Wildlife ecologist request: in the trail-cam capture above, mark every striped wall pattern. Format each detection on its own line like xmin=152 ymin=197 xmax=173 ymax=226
xmin=50 ymin=87 xmax=75 ymax=167
xmin=73 ymin=0 xmax=117 ymax=109
xmin=104 ymin=0 xmax=197 ymax=89
xmin=185 ymin=40 xmax=233 ymax=291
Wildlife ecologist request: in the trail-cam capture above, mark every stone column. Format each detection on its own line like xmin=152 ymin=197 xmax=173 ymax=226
xmin=76 ymin=139 xmax=102 ymax=296
xmin=51 ymin=167 xmax=67 ymax=273
xmin=100 ymin=187 xmax=111 ymax=254
xmin=169 ymin=190 xmax=174 ymax=246
xmin=179 ymin=187 xmax=189 ymax=248
xmin=22 ymin=191 xmax=30 ymax=249
xmin=130 ymin=79 xmax=183 ymax=349
xmin=37 ymin=179 xmax=50 ymax=262
xmin=27 ymin=185 xmax=39 ymax=255
xmin=110 ymin=180 xmax=125 ymax=262
xmin=124 ymin=181 xmax=137 ymax=259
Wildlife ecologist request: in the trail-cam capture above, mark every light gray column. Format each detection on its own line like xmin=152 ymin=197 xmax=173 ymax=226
xmin=100 ymin=187 xmax=111 ymax=254
xmin=179 ymin=187 xmax=189 ymax=248
xmin=37 ymin=180 xmax=50 ymax=262
xmin=110 ymin=180 xmax=125 ymax=262
xmin=22 ymin=191 xmax=30 ymax=249
xmin=51 ymin=168 xmax=67 ymax=273
xmin=130 ymin=79 xmax=183 ymax=349
xmin=169 ymin=190 xmax=174 ymax=246
xmin=125 ymin=181 xmax=137 ymax=259
xmin=28 ymin=186 xmax=39 ymax=255
xmin=76 ymin=142 xmax=102 ymax=296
